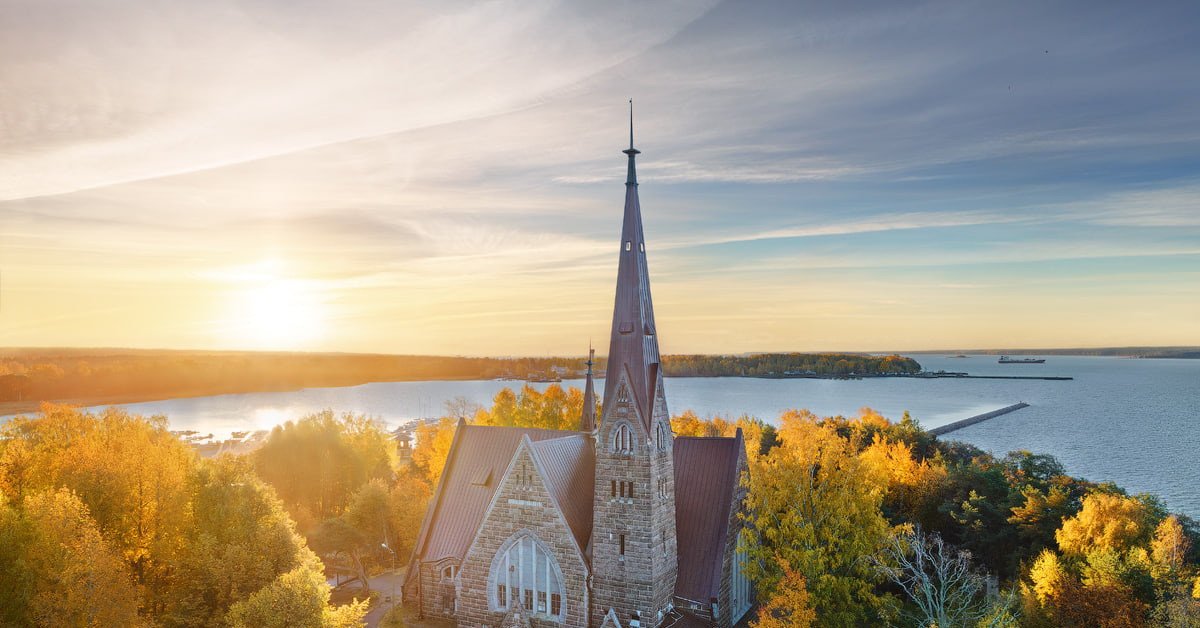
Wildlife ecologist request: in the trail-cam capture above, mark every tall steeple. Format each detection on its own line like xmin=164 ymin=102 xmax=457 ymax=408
xmin=581 ymin=347 xmax=597 ymax=432
xmin=591 ymin=105 xmax=677 ymax=628
xmin=601 ymin=99 xmax=664 ymax=434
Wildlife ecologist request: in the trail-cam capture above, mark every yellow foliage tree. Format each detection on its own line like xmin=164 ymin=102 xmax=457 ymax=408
xmin=860 ymin=435 xmax=947 ymax=525
xmin=1028 ymin=549 xmax=1066 ymax=604
xmin=751 ymin=553 xmax=815 ymax=628
xmin=23 ymin=487 xmax=142 ymax=628
xmin=411 ymin=416 xmax=458 ymax=488
xmin=1151 ymin=515 xmax=1191 ymax=572
xmin=224 ymin=556 xmax=367 ymax=628
xmin=670 ymin=411 xmax=768 ymax=464
xmin=1056 ymin=493 xmax=1151 ymax=557
xmin=741 ymin=410 xmax=890 ymax=628
xmin=0 ymin=404 xmax=193 ymax=614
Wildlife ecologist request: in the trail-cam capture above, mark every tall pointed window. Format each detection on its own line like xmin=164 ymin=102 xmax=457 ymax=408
xmin=490 ymin=534 xmax=563 ymax=618
xmin=613 ymin=423 xmax=633 ymax=453
xmin=656 ymin=423 xmax=668 ymax=451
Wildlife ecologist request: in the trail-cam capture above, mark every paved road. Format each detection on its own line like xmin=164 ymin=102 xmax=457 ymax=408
xmin=360 ymin=571 xmax=404 ymax=628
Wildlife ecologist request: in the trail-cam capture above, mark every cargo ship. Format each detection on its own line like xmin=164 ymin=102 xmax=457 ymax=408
xmin=998 ymin=356 xmax=1045 ymax=364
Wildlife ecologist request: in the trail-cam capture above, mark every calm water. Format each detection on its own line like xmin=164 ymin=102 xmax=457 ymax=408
xmin=4 ymin=355 xmax=1197 ymax=517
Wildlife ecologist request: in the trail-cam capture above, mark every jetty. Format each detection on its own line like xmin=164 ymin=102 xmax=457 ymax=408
xmin=931 ymin=402 xmax=1030 ymax=436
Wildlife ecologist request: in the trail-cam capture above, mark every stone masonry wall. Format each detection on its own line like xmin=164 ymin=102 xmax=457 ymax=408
xmin=591 ymin=375 xmax=677 ymax=628
xmin=458 ymin=445 xmax=590 ymax=628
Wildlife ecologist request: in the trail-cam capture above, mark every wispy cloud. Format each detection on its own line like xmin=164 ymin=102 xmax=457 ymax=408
xmin=0 ymin=0 xmax=719 ymax=201
xmin=4 ymin=0 xmax=1200 ymax=352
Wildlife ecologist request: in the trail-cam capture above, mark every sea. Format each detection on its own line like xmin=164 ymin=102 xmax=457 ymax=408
xmin=3 ymin=355 xmax=1197 ymax=517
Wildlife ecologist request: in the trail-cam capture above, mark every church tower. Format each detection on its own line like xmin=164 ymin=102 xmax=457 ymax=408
xmin=591 ymin=104 xmax=678 ymax=628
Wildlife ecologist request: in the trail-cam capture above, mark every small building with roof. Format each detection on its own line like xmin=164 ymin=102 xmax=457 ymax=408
xmin=403 ymin=112 xmax=753 ymax=628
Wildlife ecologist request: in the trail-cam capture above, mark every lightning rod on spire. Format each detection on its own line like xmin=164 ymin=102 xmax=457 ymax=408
xmin=629 ymin=99 xmax=634 ymax=150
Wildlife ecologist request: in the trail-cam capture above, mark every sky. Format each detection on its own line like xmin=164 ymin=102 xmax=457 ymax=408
xmin=2 ymin=0 xmax=1198 ymax=357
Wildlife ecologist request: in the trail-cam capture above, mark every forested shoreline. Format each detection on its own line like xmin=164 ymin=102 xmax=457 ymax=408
xmin=0 ymin=349 xmax=921 ymax=412
xmin=3 ymin=385 xmax=1197 ymax=627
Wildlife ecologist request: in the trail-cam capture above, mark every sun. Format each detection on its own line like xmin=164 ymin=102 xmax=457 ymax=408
xmin=244 ymin=280 xmax=323 ymax=348
xmin=218 ymin=261 xmax=327 ymax=350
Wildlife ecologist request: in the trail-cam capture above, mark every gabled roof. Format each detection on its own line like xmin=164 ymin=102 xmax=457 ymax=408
xmin=528 ymin=434 xmax=595 ymax=552
xmin=600 ymin=123 xmax=664 ymax=434
xmin=405 ymin=423 xmax=584 ymax=584
xmin=673 ymin=430 xmax=746 ymax=604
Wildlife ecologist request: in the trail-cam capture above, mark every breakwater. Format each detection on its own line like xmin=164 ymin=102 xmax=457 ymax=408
xmin=931 ymin=402 xmax=1030 ymax=436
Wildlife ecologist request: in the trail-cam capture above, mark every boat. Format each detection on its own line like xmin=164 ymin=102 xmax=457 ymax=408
xmin=998 ymin=356 xmax=1045 ymax=364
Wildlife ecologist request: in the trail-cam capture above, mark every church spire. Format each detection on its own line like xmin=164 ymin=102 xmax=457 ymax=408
xmin=581 ymin=346 xmax=597 ymax=432
xmin=602 ymin=105 xmax=663 ymax=433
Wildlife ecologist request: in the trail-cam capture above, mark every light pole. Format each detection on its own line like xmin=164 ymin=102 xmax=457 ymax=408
xmin=382 ymin=543 xmax=396 ymax=610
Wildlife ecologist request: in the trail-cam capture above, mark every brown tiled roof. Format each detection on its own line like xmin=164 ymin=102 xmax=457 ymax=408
xmin=673 ymin=431 xmax=745 ymax=604
xmin=404 ymin=423 xmax=583 ymax=587
xmin=529 ymin=435 xmax=595 ymax=552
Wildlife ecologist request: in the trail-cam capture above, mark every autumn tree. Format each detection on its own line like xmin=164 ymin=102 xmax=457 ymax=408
xmin=163 ymin=456 xmax=318 ymax=628
xmin=1057 ymin=492 xmax=1154 ymax=558
xmin=410 ymin=416 xmax=458 ymax=488
xmin=224 ymin=557 xmax=366 ymax=628
xmin=21 ymin=488 xmax=142 ymax=628
xmin=752 ymin=553 xmax=816 ymax=628
xmin=1047 ymin=577 xmax=1148 ymax=628
xmin=310 ymin=516 xmax=372 ymax=593
xmin=1151 ymin=516 xmax=1192 ymax=575
xmin=0 ymin=404 xmax=360 ymax=625
xmin=860 ymin=435 xmax=948 ymax=529
xmin=0 ymin=492 xmax=34 ymax=626
xmin=477 ymin=384 xmax=584 ymax=431
xmin=740 ymin=409 xmax=890 ymax=627
xmin=0 ymin=404 xmax=192 ymax=614
xmin=388 ymin=466 xmax=432 ymax=560
xmin=670 ymin=411 xmax=771 ymax=464
xmin=253 ymin=410 xmax=394 ymax=530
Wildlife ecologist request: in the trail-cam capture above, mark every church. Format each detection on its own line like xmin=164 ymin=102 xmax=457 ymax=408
xmin=402 ymin=120 xmax=754 ymax=628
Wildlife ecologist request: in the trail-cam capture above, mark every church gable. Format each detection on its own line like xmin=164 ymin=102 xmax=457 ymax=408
xmin=403 ymin=425 xmax=586 ymax=616
xmin=600 ymin=367 xmax=646 ymax=443
xmin=459 ymin=438 xmax=591 ymax=628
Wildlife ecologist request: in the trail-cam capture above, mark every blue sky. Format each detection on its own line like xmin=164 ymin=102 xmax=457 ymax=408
xmin=1 ymin=0 xmax=1198 ymax=355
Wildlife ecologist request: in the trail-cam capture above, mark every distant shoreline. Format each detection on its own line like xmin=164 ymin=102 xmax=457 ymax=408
xmin=904 ymin=347 xmax=1200 ymax=359
xmin=0 ymin=375 xmax=484 ymax=418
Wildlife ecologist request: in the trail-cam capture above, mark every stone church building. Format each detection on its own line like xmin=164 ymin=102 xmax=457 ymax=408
xmin=402 ymin=124 xmax=754 ymax=628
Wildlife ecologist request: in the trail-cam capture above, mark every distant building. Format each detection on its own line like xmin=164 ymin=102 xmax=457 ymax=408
xmin=402 ymin=122 xmax=753 ymax=628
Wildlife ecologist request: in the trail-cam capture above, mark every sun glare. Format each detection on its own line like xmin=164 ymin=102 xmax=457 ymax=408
xmin=218 ymin=261 xmax=326 ymax=350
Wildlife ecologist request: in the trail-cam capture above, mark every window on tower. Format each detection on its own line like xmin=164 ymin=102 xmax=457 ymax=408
xmin=613 ymin=423 xmax=633 ymax=453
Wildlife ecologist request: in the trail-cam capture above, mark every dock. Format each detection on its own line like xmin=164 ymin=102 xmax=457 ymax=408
xmin=931 ymin=402 xmax=1030 ymax=436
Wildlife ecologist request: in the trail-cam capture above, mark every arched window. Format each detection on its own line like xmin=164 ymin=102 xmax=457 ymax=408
xmin=656 ymin=423 xmax=668 ymax=451
xmin=613 ymin=423 xmax=633 ymax=453
xmin=490 ymin=534 xmax=563 ymax=617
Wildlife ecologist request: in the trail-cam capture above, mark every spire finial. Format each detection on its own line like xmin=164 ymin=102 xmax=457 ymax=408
xmin=629 ymin=98 xmax=634 ymax=150
xmin=623 ymin=99 xmax=640 ymax=184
